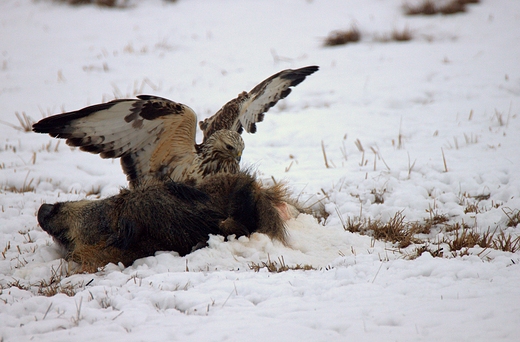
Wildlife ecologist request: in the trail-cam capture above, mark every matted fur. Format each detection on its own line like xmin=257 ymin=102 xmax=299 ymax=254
xmin=37 ymin=172 xmax=292 ymax=270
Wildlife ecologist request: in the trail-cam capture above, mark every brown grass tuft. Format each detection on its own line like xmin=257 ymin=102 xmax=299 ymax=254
xmin=404 ymin=0 xmax=436 ymax=15
xmin=391 ymin=27 xmax=413 ymax=42
xmin=445 ymin=225 xmax=481 ymax=251
xmin=493 ymin=232 xmax=520 ymax=253
xmin=371 ymin=211 xmax=422 ymax=248
xmin=60 ymin=0 xmax=114 ymax=6
xmin=249 ymin=255 xmax=315 ymax=272
xmin=424 ymin=212 xmax=449 ymax=229
xmin=6 ymin=278 xmax=31 ymax=291
xmin=340 ymin=199 xmax=517 ymax=257
xmin=503 ymin=208 xmax=520 ymax=227
xmin=439 ymin=1 xmax=466 ymax=15
xmin=2 ymin=261 xmax=85 ymax=297
xmin=444 ymin=221 xmax=470 ymax=232
xmin=404 ymin=0 xmax=477 ymax=16
xmin=57 ymin=0 xmax=179 ymax=5
xmin=3 ymin=172 xmax=36 ymax=193
xmin=324 ymin=26 xmax=361 ymax=47
xmin=476 ymin=229 xmax=496 ymax=249
xmin=343 ymin=211 xmax=422 ymax=248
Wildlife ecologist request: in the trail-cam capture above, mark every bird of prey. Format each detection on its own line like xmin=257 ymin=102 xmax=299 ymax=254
xmin=33 ymin=66 xmax=319 ymax=187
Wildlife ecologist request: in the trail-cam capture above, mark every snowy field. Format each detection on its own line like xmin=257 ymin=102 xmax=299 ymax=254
xmin=1 ymin=0 xmax=520 ymax=341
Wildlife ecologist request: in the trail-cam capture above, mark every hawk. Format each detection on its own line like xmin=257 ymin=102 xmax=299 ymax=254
xmin=33 ymin=66 xmax=319 ymax=187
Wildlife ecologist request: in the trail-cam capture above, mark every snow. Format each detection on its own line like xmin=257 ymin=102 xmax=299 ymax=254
xmin=1 ymin=0 xmax=519 ymax=340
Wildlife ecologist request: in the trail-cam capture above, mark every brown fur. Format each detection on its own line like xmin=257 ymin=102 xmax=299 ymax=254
xmin=197 ymin=173 xmax=289 ymax=243
xmin=38 ymin=172 xmax=291 ymax=270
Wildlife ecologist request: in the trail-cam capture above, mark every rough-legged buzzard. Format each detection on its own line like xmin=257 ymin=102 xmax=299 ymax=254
xmin=33 ymin=66 xmax=319 ymax=187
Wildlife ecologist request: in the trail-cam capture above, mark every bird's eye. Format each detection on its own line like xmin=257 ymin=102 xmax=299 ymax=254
xmin=225 ymin=144 xmax=234 ymax=151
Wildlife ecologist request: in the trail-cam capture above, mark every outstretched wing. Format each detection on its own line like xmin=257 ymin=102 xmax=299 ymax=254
xmin=32 ymin=95 xmax=198 ymax=186
xmin=199 ymin=65 xmax=319 ymax=141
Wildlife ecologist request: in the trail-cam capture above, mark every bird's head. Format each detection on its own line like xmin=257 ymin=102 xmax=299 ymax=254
xmin=208 ymin=130 xmax=245 ymax=163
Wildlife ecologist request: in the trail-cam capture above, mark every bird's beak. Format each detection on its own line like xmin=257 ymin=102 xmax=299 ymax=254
xmin=236 ymin=150 xmax=242 ymax=162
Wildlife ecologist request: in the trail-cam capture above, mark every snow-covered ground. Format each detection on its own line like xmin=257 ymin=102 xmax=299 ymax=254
xmin=1 ymin=0 xmax=519 ymax=340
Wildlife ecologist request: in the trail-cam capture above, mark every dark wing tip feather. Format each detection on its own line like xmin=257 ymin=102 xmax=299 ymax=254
xmin=79 ymin=143 xmax=120 ymax=158
xmin=281 ymin=65 xmax=319 ymax=87
xmin=79 ymin=145 xmax=98 ymax=153
xmin=32 ymin=101 xmax=118 ymax=134
xmin=66 ymin=137 xmax=87 ymax=146
xmin=292 ymin=65 xmax=320 ymax=76
xmin=99 ymin=149 xmax=121 ymax=159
